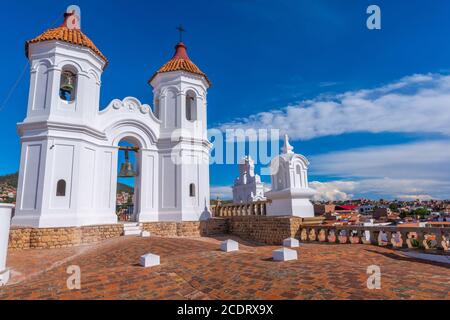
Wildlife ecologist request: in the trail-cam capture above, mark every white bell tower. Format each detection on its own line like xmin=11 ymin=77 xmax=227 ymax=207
xmin=24 ymin=7 xmax=106 ymax=127
xmin=149 ymin=41 xmax=212 ymax=221
xmin=13 ymin=6 xmax=114 ymax=227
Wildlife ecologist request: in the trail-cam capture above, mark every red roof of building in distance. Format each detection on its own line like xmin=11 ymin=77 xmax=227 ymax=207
xmin=335 ymin=205 xmax=358 ymax=211
xmin=398 ymin=223 xmax=420 ymax=228
xmin=426 ymin=221 xmax=450 ymax=226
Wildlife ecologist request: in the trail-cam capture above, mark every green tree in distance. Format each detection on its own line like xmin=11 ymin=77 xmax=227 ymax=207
xmin=389 ymin=203 xmax=399 ymax=213
xmin=412 ymin=208 xmax=429 ymax=217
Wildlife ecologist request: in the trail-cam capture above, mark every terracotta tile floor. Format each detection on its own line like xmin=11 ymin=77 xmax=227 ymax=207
xmin=0 ymin=236 xmax=449 ymax=300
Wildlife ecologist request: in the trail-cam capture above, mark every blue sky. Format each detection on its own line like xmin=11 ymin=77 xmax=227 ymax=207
xmin=1 ymin=0 xmax=450 ymax=200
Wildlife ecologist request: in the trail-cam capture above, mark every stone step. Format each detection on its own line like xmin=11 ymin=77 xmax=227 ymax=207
xmin=124 ymin=230 xmax=142 ymax=236
xmin=122 ymin=222 xmax=143 ymax=237
xmin=123 ymin=226 xmax=141 ymax=231
xmin=123 ymin=223 xmax=140 ymax=227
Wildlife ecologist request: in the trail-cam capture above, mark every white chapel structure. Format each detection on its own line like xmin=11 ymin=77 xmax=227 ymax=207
xmin=12 ymin=6 xmax=212 ymax=228
xmin=232 ymin=156 xmax=266 ymax=204
xmin=265 ymin=135 xmax=316 ymax=218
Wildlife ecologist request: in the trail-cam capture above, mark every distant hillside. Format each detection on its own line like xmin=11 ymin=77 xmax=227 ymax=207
xmin=0 ymin=172 xmax=133 ymax=194
xmin=0 ymin=172 xmax=18 ymax=188
xmin=117 ymin=183 xmax=133 ymax=194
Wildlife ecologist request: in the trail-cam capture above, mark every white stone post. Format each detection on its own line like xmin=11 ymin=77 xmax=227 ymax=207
xmin=0 ymin=204 xmax=13 ymax=286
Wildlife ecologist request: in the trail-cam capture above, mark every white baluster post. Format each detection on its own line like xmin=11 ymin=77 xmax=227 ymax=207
xmin=0 ymin=204 xmax=13 ymax=286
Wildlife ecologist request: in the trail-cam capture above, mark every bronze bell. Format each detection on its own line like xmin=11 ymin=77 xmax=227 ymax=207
xmin=61 ymin=71 xmax=76 ymax=92
xmin=118 ymin=150 xmax=137 ymax=178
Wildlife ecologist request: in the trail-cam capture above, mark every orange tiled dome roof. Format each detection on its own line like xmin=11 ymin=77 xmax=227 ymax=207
xmin=25 ymin=13 xmax=108 ymax=68
xmin=150 ymin=42 xmax=211 ymax=86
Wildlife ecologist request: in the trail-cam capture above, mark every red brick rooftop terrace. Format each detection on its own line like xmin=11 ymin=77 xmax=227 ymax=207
xmin=0 ymin=235 xmax=449 ymax=300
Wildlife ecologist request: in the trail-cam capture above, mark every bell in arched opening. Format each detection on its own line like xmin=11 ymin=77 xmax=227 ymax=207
xmin=59 ymin=70 xmax=77 ymax=101
xmin=118 ymin=150 xmax=137 ymax=178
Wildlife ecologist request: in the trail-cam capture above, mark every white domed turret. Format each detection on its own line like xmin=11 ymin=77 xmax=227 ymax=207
xmin=266 ymin=135 xmax=316 ymax=217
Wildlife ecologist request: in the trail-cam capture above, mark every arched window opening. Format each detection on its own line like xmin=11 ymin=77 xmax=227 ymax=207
xmin=296 ymin=165 xmax=302 ymax=175
xmin=277 ymin=172 xmax=284 ymax=190
xmin=154 ymin=98 xmax=160 ymax=119
xmin=189 ymin=184 xmax=196 ymax=197
xmin=59 ymin=69 xmax=77 ymax=102
xmin=186 ymin=91 xmax=197 ymax=121
xmin=56 ymin=180 xmax=67 ymax=197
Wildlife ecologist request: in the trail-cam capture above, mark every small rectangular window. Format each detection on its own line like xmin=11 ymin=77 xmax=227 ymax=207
xmin=189 ymin=184 xmax=196 ymax=197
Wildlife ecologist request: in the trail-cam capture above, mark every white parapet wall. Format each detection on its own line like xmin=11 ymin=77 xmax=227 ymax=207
xmin=0 ymin=204 xmax=14 ymax=286
xmin=266 ymin=188 xmax=316 ymax=218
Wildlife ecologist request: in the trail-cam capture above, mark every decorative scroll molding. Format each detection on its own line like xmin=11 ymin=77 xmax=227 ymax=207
xmin=103 ymin=97 xmax=162 ymax=123
xmin=110 ymin=97 xmax=151 ymax=114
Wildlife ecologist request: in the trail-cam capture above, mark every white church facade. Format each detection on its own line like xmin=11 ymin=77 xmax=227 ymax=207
xmin=12 ymin=7 xmax=212 ymax=228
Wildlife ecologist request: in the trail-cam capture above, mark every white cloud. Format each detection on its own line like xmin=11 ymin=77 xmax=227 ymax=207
xmin=319 ymin=81 xmax=341 ymax=88
xmin=356 ymin=178 xmax=449 ymax=200
xmin=310 ymin=181 xmax=356 ymax=201
xmin=310 ymin=140 xmax=450 ymax=180
xmin=210 ymin=186 xmax=233 ymax=200
xmin=310 ymin=179 xmax=448 ymax=201
xmin=217 ymin=73 xmax=450 ymax=140
xmin=310 ymin=141 xmax=450 ymax=200
xmin=396 ymin=195 xmax=434 ymax=201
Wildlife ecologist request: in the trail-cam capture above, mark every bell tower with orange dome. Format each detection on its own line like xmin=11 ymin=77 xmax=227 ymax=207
xmin=149 ymin=41 xmax=211 ymax=134
xmin=14 ymin=6 xmax=115 ymax=228
xmin=149 ymin=40 xmax=212 ymax=221
xmin=23 ymin=5 xmax=107 ymax=126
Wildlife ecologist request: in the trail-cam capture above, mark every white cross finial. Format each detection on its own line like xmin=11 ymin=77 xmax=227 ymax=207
xmin=65 ymin=5 xmax=81 ymax=30
xmin=282 ymin=134 xmax=294 ymax=154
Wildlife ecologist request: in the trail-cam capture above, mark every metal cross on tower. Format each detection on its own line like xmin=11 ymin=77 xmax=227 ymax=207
xmin=176 ymin=24 xmax=186 ymax=42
